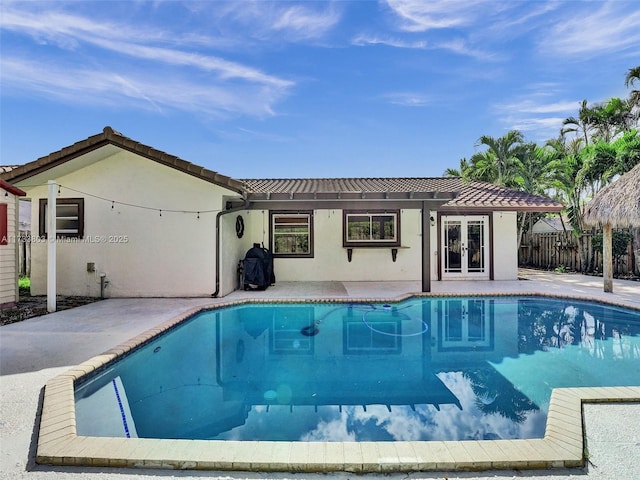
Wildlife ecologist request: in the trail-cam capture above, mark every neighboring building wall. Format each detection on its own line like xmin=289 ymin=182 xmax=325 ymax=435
xmin=492 ymin=211 xmax=518 ymax=280
xmin=245 ymin=208 xmax=425 ymax=282
xmin=22 ymin=150 xmax=242 ymax=297
xmin=0 ymin=192 xmax=19 ymax=307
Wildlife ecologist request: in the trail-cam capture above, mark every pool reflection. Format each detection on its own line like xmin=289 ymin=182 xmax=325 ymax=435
xmin=74 ymin=297 xmax=639 ymax=442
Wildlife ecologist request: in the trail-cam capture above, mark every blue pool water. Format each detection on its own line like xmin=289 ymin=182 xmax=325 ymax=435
xmin=75 ymin=296 xmax=640 ymax=442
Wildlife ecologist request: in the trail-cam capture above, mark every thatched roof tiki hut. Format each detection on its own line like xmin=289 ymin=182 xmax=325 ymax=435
xmin=583 ymin=163 xmax=640 ymax=292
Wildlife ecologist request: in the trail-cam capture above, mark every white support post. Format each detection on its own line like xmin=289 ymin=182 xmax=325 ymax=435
xmin=47 ymin=180 xmax=57 ymax=313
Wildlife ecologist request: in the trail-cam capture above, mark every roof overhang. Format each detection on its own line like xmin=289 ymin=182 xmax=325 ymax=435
xmin=246 ymin=191 xmax=457 ymax=202
xmin=1 ymin=127 xmax=247 ymax=196
xmin=0 ymin=178 xmax=27 ymax=197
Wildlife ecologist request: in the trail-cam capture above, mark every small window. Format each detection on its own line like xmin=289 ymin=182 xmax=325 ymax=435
xmin=39 ymin=198 xmax=84 ymax=238
xmin=270 ymin=211 xmax=313 ymax=257
xmin=344 ymin=210 xmax=400 ymax=247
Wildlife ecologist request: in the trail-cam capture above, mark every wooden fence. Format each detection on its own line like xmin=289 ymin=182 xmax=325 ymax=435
xmin=519 ymin=231 xmax=636 ymax=275
xmin=18 ymin=232 xmax=31 ymax=277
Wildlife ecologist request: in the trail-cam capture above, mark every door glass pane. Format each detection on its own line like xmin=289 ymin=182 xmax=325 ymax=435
xmin=444 ymin=221 xmax=462 ymax=273
xmin=467 ymin=220 xmax=485 ymax=272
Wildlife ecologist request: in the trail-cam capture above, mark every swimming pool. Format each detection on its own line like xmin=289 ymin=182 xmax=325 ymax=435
xmin=74 ymin=296 xmax=640 ymax=444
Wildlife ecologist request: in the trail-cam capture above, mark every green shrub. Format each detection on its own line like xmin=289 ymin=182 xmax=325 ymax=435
xmin=18 ymin=276 xmax=30 ymax=292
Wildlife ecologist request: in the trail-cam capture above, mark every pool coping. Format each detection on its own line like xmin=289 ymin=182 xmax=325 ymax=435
xmin=36 ymin=292 xmax=640 ymax=473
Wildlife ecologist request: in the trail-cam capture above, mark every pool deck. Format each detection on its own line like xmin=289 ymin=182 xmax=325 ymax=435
xmin=1 ymin=269 xmax=639 ymax=480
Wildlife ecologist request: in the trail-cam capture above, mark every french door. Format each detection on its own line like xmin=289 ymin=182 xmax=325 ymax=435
xmin=441 ymin=215 xmax=489 ymax=279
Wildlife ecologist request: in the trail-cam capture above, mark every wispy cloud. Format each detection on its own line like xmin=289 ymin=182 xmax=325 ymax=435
xmin=272 ymin=4 xmax=341 ymax=41
xmin=0 ymin=3 xmax=293 ymax=117
xmin=352 ymin=33 xmax=427 ymax=49
xmin=493 ymin=96 xmax=581 ymax=141
xmin=211 ymin=1 xmax=341 ymax=43
xmin=540 ymin=1 xmax=640 ymax=58
xmin=0 ymin=56 xmax=284 ymax=118
xmin=352 ymin=33 xmax=495 ymax=60
xmin=384 ymin=92 xmax=433 ymax=107
xmin=383 ymin=0 xmax=487 ymax=32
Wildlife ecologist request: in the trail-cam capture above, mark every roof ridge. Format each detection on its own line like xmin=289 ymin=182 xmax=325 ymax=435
xmin=1 ymin=127 xmax=246 ymax=195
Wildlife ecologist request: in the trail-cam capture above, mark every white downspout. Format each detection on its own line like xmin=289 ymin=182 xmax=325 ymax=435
xmin=47 ymin=180 xmax=56 ymax=313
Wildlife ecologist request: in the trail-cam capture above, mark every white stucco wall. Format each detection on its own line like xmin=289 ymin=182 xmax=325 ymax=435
xmin=492 ymin=211 xmax=518 ymax=280
xmin=217 ymin=210 xmax=254 ymax=296
xmin=0 ymin=192 xmax=19 ymax=306
xmin=244 ymin=209 xmax=426 ymax=282
xmin=20 ymin=149 xmax=244 ymax=297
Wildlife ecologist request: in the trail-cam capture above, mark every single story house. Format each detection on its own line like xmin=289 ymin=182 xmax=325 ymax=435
xmin=0 ymin=178 xmax=26 ymax=308
xmin=531 ymin=216 xmax=573 ymax=234
xmin=1 ymin=127 xmax=562 ymax=298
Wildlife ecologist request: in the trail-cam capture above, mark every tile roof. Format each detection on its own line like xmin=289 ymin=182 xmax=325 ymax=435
xmin=0 ymin=127 xmax=246 ymax=194
xmin=446 ymin=181 xmax=563 ymax=211
xmin=241 ymin=177 xmax=460 ymax=201
xmin=241 ymin=177 xmax=563 ymax=212
xmin=1 ymin=127 xmax=563 ymax=212
xmin=0 ymin=165 xmax=20 ymax=174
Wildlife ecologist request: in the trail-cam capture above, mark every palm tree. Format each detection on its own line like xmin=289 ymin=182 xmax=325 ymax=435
xmin=512 ymin=143 xmax=557 ymax=255
xmin=588 ymin=97 xmax=635 ymax=142
xmin=625 ymin=66 xmax=640 ymax=108
xmin=547 ymin=136 xmax=593 ymax=272
xmin=468 ymin=130 xmax=525 ymax=187
xmin=443 ymin=158 xmax=469 ymax=177
xmin=561 ymin=100 xmax=597 ymax=146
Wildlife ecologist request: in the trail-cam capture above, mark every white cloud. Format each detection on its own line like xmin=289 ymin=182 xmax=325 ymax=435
xmin=352 ymin=33 xmax=427 ymax=49
xmin=352 ymin=33 xmax=494 ymax=60
xmin=0 ymin=3 xmax=293 ymax=117
xmin=272 ymin=4 xmax=341 ymax=41
xmin=383 ymin=0 xmax=485 ymax=31
xmin=540 ymin=1 xmax=640 ymax=58
xmin=211 ymin=1 xmax=341 ymax=42
xmin=384 ymin=92 xmax=433 ymax=107
xmin=492 ymin=97 xmax=580 ymax=140
xmin=0 ymin=56 xmax=285 ymax=118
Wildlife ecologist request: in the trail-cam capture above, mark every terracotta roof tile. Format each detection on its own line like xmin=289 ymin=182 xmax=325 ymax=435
xmin=446 ymin=182 xmax=563 ymax=211
xmin=240 ymin=177 xmax=563 ymax=211
xmin=0 ymin=165 xmax=20 ymax=174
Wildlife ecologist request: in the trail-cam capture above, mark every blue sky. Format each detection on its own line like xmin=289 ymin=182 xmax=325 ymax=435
xmin=1 ymin=1 xmax=639 ymax=179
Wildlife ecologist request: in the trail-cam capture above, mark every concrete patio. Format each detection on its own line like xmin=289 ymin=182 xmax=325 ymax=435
xmin=1 ymin=269 xmax=639 ymax=480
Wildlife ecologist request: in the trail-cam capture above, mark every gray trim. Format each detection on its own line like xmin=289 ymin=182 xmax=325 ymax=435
xmin=246 ymin=192 xmax=457 ymax=201
xmin=248 ymin=199 xmax=452 ymax=211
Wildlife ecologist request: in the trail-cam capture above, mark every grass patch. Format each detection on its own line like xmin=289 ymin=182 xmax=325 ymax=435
xmin=18 ymin=276 xmax=30 ymax=294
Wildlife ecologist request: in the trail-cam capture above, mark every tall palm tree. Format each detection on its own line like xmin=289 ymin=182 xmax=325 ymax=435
xmin=561 ymin=100 xmax=597 ymax=146
xmin=625 ymin=66 xmax=640 ymax=107
xmin=468 ymin=130 xmax=525 ymax=187
xmin=513 ymin=143 xmax=557 ymax=250
xmin=588 ymin=97 xmax=635 ymax=142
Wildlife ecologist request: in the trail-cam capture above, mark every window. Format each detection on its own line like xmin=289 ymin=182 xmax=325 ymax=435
xmin=270 ymin=211 xmax=313 ymax=257
xmin=39 ymin=198 xmax=84 ymax=238
xmin=343 ymin=210 xmax=400 ymax=247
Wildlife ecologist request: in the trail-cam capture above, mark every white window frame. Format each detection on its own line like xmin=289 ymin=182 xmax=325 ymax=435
xmin=270 ymin=211 xmax=313 ymax=258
